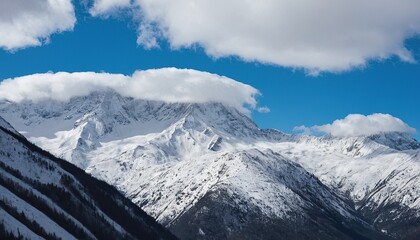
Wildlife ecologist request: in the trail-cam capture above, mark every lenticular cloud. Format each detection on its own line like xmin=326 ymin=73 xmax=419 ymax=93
xmin=0 ymin=68 xmax=259 ymax=114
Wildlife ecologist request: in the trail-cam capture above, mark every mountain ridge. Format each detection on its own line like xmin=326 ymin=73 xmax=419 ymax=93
xmin=0 ymin=116 xmax=177 ymax=239
xmin=1 ymin=90 xmax=418 ymax=239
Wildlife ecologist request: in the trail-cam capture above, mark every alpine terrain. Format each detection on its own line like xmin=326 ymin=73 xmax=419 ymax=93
xmin=1 ymin=90 xmax=419 ymax=239
xmin=0 ymin=116 xmax=176 ymax=239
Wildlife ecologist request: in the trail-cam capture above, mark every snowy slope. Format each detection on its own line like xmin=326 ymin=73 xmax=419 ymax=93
xmin=0 ymin=116 xmax=176 ymax=240
xmin=259 ymin=134 xmax=420 ymax=239
xmin=1 ymin=90 xmax=418 ymax=239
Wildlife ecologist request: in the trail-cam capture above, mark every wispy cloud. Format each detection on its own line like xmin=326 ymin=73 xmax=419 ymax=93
xmin=293 ymin=125 xmax=313 ymax=135
xmin=257 ymin=106 xmax=271 ymax=113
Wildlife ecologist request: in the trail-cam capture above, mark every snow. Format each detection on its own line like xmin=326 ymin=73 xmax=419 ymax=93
xmin=0 ymin=114 xmax=18 ymax=134
xmin=0 ymin=185 xmax=77 ymax=240
xmin=0 ymin=208 xmax=44 ymax=240
xmin=0 ymin=119 xmax=131 ymax=239
xmin=1 ymin=89 xmax=419 ymax=229
xmin=0 ymin=168 xmax=97 ymax=239
xmin=257 ymin=138 xmax=420 ymax=210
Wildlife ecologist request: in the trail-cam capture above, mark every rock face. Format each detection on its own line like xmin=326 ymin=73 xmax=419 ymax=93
xmin=1 ymin=90 xmax=419 ymax=239
xmin=0 ymin=117 xmax=176 ymax=240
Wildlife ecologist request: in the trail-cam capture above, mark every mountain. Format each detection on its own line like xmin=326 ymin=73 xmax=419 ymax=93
xmin=0 ymin=116 xmax=176 ymax=240
xmin=1 ymin=90 xmax=418 ymax=239
xmin=286 ymin=133 xmax=420 ymax=239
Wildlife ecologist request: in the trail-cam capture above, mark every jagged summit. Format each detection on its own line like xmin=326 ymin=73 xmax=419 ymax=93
xmin=0 ymin=90 xmax=269 ymax=139
xmin=2 ymin=89 xmax=416 ymax=152
xmin=296 ymin=131 xmax=419 ymax=158
xmin=367 ymin=132 xmax=420 ymax=150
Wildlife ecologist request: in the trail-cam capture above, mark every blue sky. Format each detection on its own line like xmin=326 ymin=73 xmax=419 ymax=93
xmin=0 ymin=1 xmax=419 ymax=139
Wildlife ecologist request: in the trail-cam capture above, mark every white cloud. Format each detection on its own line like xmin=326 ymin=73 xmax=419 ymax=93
xmin=0 ymin=0 xmax=76 ymax=51
xmin=90 ymin=0 xmax=420 ymax=73
xmin=136 ymin=22 xmax=161 ymax=49
xmin=293 ymin=125 xmax=312 ymax=135
xmin=0 ymin=68 xmax=260 ymax=114
xmin=257 ymin=106 xmax=271 ymax=113
xmin=297 ymin=114 xmax=416 ymax=137
xmin=89 ymin=0 xmax=131 ymax=16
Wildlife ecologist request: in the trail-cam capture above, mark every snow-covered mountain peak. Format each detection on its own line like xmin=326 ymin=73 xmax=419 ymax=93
xmin=0 ymin=89 xmax=274 ymax=141
xmin=294 ymin=131 xmax=419 ymax=159
xmin=1 ymin=89 xmax=418 ymax=162
xmin=1 ymin=88 xmax=419 ymax=239
xmin=367 ymin=131 xmax=420 ymax=151
xmin=174 ymin=101 xmax=264 ymax=138
xmin=0 ymin=89 xmax=284 ymax=169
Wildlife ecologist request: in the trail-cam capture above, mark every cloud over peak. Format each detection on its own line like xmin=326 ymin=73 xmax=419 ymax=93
xmin=91 ymin=0 xmax=420 ymax=73
xmin=0 ymin=68 xmax=259 ymax=114
xmin=295 ymin=113 xmax=416 ymax=137
xmin=0 ymin=0 xmax=76 ymax=51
